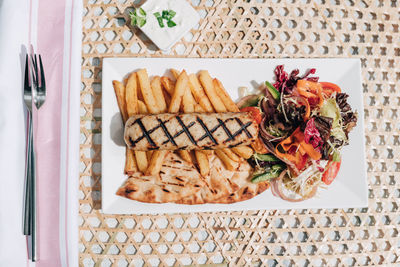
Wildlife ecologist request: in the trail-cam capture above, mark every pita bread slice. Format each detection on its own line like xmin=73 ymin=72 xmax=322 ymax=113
xmin=211 ymin=180 xmax=269 ymax=204
xmin=176 ymin=155 xmax=251 ymax=204
xmin=177 ymin=155 xmax=270 ymax=204
xmin=117 ymin=152 xmax=204 ymax=203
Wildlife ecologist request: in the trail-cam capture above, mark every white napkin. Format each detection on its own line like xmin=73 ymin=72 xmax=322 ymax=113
xmin=0 ymin=0 xmax=81 ymax=265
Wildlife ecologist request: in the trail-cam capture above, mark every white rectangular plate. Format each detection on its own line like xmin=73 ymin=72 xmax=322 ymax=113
xmin=102 ymin=58 xmax=367 ymax=214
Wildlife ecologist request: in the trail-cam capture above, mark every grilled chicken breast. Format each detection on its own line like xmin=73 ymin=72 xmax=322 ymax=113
xmin=124 ymin=112 xmax=258 ymax=151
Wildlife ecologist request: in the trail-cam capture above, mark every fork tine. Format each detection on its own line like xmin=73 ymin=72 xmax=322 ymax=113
xmin=31 ymin=54 xmax=37 ymax=71
xmin=30 ymin=54 xmax=38 ymax=86
xmin=24 ymin=55 xmax=30 ymax=90
xmin=38 ymin=55 xmax=45 ymax=90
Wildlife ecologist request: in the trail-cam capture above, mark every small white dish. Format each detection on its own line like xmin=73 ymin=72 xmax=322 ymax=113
xmin=136 ymin=0 xmax=200 ymax=51
xmin=102 ymin=58 xmax=368 ymax=214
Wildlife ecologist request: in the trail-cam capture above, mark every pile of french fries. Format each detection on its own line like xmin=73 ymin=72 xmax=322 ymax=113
xmin=113 ymin=69 xmax=254 ymax=177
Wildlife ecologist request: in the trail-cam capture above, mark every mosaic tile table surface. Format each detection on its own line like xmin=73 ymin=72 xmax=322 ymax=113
xmin=79 ymin=0 xmax=400 ymax=266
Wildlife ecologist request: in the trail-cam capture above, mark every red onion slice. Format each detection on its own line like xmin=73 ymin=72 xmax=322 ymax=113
xmin=270 ymin=170 xmax=319 ymax=202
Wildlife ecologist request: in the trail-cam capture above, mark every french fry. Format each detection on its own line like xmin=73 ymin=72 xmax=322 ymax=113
xmin=213 ymin=78 xmax=240 ymax=112
xmin=178 ymin=150 xmax=192 ymax=164
xmin=182 ymin=90 xmax=195 ymax=113
xmin=125 ymin=72 xmax=138 ymax=117
xmin=125 ymin=149 xmax=137 ymax=174
xmin=138 ymin=100 xmax=148 ymax=114
xmin=160 ymin=76 xmax=175 ymax=96
xmin=201 ymin=150 xmax=214 ymax=156
xmin=137 ymin=69 xmax=159 ymax=114
xmin=195 ymin=150 xmax=210 ymax=176
xmin=215 ymin=150 xmax=239 ymax=171
xmin=198 ymin=70 xmax=227 ymax=112
xmin=169 ymin=70 xmax=188 ymax=113
xmin=171 ymin=69 xmax=195 ymax=113
xmin=232 ymin=146 xmax=253 ymax=159
xmin=147 ymin=150 xmax=168 ymax=176
xmin=146 ymin=151 xmax=169 ymax=176
xmin=135 ymin=150 xmax=148 ymax=173
xmin=151 ymin=76 xmax=167 ymax=112
xmin=188 ymin=73 xmax=214 ymax=112
xmin=194 ymin=104 xmax=205 ymax=113
xmin=163 ymin=90 xmax=171 ymax=107
xmin=112 ymin=80 xmax=128 ymax=122
xmin=146 ymin=151 xmax=154 ymax=162
xmin=221 ymin=148 xmax=240 ymax=162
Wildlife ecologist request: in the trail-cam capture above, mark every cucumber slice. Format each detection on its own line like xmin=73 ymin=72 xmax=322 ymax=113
xmin=254 ymin=153 xmax=279 ymax=162
xmin=265 ymin=81 xmax=280 ymax=100
xmin=251 ymin=164 xmax=284 ymax=183
xmin=241 ymin=95 xmax=262 ymax=108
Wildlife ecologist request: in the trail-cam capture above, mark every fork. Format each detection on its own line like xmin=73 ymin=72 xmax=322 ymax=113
xmin=23 ymin=51 xmax=46 ymax=262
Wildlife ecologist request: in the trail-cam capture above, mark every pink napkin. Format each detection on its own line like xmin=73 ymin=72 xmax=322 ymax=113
xmin=0 ymin=0 xmax=82 ymax=266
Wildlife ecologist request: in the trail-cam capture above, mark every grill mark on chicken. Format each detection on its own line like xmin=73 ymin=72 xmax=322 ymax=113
xmin=131 ymin=118 xmax=159 ymax=148
xmin=199 ymin=118 xmax=234 ymax=142
xmin=162 ymin=121 xmax=196 ymax=145
xmin=196 ymin=117 xmax=218 ymax=144
xmin=233 ymin=118 xmax=253 ymax=138
xmin=176 ymin=116 xmax=197 ymax=146
xmin=218 ymin=118 xmax=234 ymax=142
xmin=157 ymin=118 xmax=177 ymax=146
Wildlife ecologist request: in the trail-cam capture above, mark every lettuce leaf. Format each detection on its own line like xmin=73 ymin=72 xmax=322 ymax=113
xmin=320 ymin=98 xmax=346 ymax=141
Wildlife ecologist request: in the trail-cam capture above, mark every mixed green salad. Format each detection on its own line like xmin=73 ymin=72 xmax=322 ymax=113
xmin=239 ymin=65 xmax=358 ymax=201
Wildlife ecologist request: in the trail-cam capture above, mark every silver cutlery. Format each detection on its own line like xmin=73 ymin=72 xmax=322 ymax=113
xmin=23 ymin=50 xmax=46 ymax=262
xmin=23 ymin=54 xmax=33 ymax=237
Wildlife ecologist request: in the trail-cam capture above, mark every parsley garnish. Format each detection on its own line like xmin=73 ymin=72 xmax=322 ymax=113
xmin=153 ymin=9 xmax=177 ymax=28
xmin=130 ymin=7 xmax=147 ymax=27
xmin=153 ymin=12 xmax=164 ymax=28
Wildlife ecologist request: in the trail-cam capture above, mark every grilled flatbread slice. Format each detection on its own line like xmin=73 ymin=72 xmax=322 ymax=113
xmin=117 ymin=152 xmax=204 ymax=203
xmin=176 ymin=155 xmax=257 ymax=204
xmin=211 ymin=180 xmax=269 ymax=203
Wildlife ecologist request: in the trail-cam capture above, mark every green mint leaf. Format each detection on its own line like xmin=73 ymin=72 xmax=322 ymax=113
xmin=129 ymin=11 xmax=137 ymax=20
xmin=168 ymin=10 xmax=176 ymax=18
xmin=162 ymin=10 xmax=169 ymax=19
xmin=156 ymin=17 xmax=164 ymax=28
xmin=139 ymin=7 xmax=146 ymax=16
xmin=133 ymin=9 xmax=137 ymax=16
xmin=153 ymin=12 xmax=161 ymax=18
xmin=131 ymin=16 xmax=137 ymax=26
xmin=137 ymin=17 xmax=146 ymax=27
xmin=167 ymin=20 xmax=176 ymax=28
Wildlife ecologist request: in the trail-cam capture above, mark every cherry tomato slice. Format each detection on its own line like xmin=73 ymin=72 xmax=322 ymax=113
xmin=240 ymin=106 xmax=262 ymax=124
xmin=320 ymin=82 xmax=342 ymax=97
xmin=320 ymin=82 xmax=342 ymax=93
xmin=322 ymin=160 xmax=341 ymax=185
